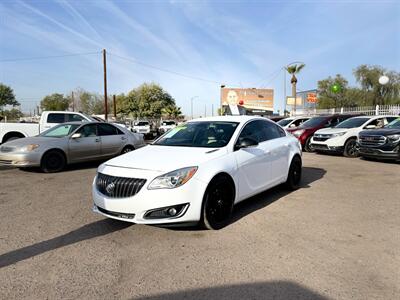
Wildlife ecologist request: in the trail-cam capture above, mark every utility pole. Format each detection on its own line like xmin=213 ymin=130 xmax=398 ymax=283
xmin=212 ymin=104 xmax=214 ymax=116
xmin=204 ymin=104 xmax=206 ymax=117
xmin=103 ymin=49 xmax=108 ymax=121
xmin=113 ymin=94 xmax=117 ymax=119
xmin=283 ymin=69 xmax=286 ymax=116
xmin=71 ymin=91 xmax=75 ymax=112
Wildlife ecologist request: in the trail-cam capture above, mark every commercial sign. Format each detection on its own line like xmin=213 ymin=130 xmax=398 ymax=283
xmin=307 ymin=93 xmax=317 ymax=103
xmin=220 ymin=88 xmax=274 ymax=112
xmin=286 ymin=96 xmax=302 ymax=106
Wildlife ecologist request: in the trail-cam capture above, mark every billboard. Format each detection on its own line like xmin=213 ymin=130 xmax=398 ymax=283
xmin=220 ymin=88 xmax=274 ymax=112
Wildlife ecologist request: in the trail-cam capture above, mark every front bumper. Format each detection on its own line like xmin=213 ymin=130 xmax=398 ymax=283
xmin=92 ymin=165 xmax=208 ymax=224
xmin=0 ymin=152 xmax=41 ymax=167
xmin=310 ymin=143 xmax=344 ymax=153
xmin=359 ymin=146 xmax=400 ymax=160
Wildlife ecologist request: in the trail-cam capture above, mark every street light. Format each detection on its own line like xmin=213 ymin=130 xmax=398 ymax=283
xmin=378 ymin=75 xmax=390 ymax=105
xmin=191 ymin=96 xmax=199 ymax=120
xmin=379 ymin=75 xmax=389 ymax=85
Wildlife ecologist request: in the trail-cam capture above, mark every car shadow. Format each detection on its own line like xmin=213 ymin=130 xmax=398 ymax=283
xmin=0 ymin=219 xmax=132 ymax=269
xmin=163 ymin=166 xmax=326 ymax=231
xmin=18 ymin=160 xmax=106 ymax=173
xmin=133 ymin=281 xmax=328 ymax=300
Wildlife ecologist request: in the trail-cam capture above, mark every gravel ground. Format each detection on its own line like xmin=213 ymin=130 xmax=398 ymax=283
xmin=0 ymin=153 xmax=399 ymax=299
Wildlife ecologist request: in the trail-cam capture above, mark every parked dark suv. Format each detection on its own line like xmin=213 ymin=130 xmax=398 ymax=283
xmin=287 ymin=114 xmax=360 ymax=152
xmin=358 ymin=117 xmax=400 ymax=161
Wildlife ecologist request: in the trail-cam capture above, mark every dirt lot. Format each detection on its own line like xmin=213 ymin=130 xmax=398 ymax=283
xmin=0 ymin=153 xmax=399 ymax=300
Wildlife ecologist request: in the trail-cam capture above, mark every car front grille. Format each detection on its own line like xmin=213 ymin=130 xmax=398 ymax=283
xmin=0 ymin=159 xmax=12 ymax=165
xmin=359 ymin=135 xmax=386 ymax=147
xmin=313 ymin=136 xmax=330 ymax=142
xmin=96 ymin=173 xmax=146 ymax=198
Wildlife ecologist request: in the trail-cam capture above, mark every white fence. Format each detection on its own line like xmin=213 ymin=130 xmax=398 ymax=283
xmin=292 ymin=105 xmax=400 ymax=117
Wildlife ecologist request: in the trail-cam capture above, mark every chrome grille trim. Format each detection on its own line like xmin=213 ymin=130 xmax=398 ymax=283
xmin=359 ymin=135 xmax=386 ymax=147
xmin=96 ymin=173 xmax=146 ymax=198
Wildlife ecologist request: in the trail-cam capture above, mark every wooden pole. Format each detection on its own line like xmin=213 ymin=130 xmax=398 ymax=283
xmin=71 ymin=91 xmax=75 ymax=112
xmin=103 ymin=49 xmax=108 ymax=121
xmin=113 ymin=94 xmax=117 ymax=119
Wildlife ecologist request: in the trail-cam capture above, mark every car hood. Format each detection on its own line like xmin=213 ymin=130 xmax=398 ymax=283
xmin=315 ymin=128 xmax=349 ymax=135
xmin=104 ymin=145 xmax=228 ymax=172
xmin=359 ymin=128 xmax=400 ymax=136
xmin=1 ymin=136 xmax=64 ymax=147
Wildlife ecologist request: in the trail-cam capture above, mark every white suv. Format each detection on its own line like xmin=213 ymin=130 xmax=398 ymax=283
xmin=310 ymin=115 xmax=398 ymax=157
xmin=158 ymin=120 xmax=177 ymax=134
xmin=132 ymin=121 xmax=151 ymax=135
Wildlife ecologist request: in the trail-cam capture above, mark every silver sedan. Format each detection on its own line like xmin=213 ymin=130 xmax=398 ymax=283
xmin=0 ymin=122 xmax=146 ymax=172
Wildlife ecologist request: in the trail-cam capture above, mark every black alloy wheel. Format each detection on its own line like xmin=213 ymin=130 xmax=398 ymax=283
xmin=202 ymin=176 xmax=235 ymax=230
xmin=285 ymin=156 xmax=302 ymax=190
xmin=343 ymin=139 xmax=359 ymax=158
xmin=41 ymin=150 xmax=66 ymax=173
xmin=304 ymin=136 xmax=314 ymax=152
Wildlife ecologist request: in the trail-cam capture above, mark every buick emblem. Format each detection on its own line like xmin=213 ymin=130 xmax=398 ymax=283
xmin=106 ymin=182 xmax=116 ymax=194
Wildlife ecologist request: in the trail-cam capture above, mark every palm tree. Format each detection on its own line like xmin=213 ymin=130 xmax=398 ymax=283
xmin=285 ymin=63 xmax=305 ymax=112
xmin=163 ymin=105 xmax=182 ymax=119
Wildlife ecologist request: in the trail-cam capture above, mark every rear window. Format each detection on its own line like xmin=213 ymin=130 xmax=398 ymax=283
xmin=47 ymin=113 xmax=65 ymax=123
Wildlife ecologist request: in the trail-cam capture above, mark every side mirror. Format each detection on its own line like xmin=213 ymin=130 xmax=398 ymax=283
xmin=71 ymin=133 xmax=82 ymax=139
xmin=365 ymin=125 xmax=376 ymax=129
xmin=235 ymin=137 xmax=258 ymax=150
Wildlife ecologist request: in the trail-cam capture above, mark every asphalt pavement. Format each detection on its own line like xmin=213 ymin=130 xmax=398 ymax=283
xmin=0 ymin=153 xmax=399 ymax=299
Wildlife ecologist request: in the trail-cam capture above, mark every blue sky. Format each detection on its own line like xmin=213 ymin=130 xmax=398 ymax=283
xmin=0 ymin=0 xmax=399 ymax=116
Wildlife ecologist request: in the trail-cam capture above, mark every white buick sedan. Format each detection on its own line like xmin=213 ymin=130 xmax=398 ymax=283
xmin=92 ymin=116 xmax=302 ymax=230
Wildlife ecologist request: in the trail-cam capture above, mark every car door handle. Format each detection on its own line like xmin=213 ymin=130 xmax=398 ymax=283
xmin=95 ymin=138 xmax=100 ymax=142
xmin=121 ymin=137 xmax=126 ymax=140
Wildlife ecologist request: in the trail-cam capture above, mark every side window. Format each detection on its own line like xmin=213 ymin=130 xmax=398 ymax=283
xmin=259 ymin=121 xmax=283 ymax=142
xmin=98 ymin=124 xmax=118 ymax=136
xmin=237 ymin=121 xmax=260 ymax=143
xmin=386 ymin=117 xmax=397 ymax=123
xmin=293 ymin=119 xmax=303 ymax=127
xmin=67 ymin=114 xmax=86 ymax=122
xmin=47 ymin=113 xmax=66 ymax=123
xmin=77 ymin=124 xmax=98 ymax=137
xmin=367 ymin=118 xmax=384 ymax=128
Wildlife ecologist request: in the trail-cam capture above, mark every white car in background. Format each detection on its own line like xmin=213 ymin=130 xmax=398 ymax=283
xmin=277 ymin=116 xmax=311 ymax=129
xmin=158 ymin=120 xmax=177 ymax=134
xmin=310 ymin=115 xmax=398 ymax=157
xmin=92 ymin=116 xmax=302 ymax=230
xmin=132 ymin=121 xmax=151 ymax=135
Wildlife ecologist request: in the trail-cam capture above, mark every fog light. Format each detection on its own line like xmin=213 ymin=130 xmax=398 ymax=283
xmin=144 ymin=203 xmax=189 ymax=219
xmin=168 ymin=208 xmax=177 ymax=216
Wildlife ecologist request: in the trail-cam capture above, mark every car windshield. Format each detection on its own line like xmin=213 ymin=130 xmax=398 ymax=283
xmin=153 ymin=121 xmax=239 ymax=148
xmin=300 ymin=116 xmax=329 ymax=128
xmin=277 ymin=119 xmax=292 ymax=126
xmin=335 ymin=117 xmax=370 ymax=128
xmin=136 ymin=122 xmax=149 ymax=126
xmin=40 ymin=124 xmax=81 ymax=137
xmin=385 ymin=118 xmax=400 ymax=128
xmin=162 ymin=121 xmax=176 ymax=126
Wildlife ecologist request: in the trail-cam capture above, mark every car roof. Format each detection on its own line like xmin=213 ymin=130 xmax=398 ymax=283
xmin=189 ymin=115 xmax=270 ymax=124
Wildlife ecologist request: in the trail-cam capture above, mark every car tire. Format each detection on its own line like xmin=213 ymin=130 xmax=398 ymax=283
xmin=304 ymin=136 xmax=314 ymax=152
xmin=201 ymin=175 xmax=235 ymax=230
xmin=285 ymin=155 xmax=302 ymax=190
xmin=41 ymin=150 xmax=66 ymax=173
xmin=121 ymin=145 xmax=135 ymax=154
xmin=343 ymin=138 xmax=359 ymax=158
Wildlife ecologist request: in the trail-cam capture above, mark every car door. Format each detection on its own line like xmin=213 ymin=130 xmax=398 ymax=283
xmin=68 ymin=124 xmax=101 ymax=162
xmin=98 ymin=123 xmax=127 ymax=157
xmin=233 ymin=120 xmax=272 ymax=200
xmin=259 ymin=121 xmax=290 ymax=185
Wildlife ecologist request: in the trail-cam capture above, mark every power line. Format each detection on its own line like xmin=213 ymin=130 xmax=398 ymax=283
xmin=108 ymin=52 xmax=223 ymax=85
xmin=0 ymin=51 xmax=101 ymax=63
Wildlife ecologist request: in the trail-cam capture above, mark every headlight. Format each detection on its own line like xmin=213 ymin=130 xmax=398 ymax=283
xmin=20 ymin=144 xmax=39 ymax=152
xmin=387 ymin=134 xmax=400 ymax=143
xmin=148 ymin=166 xmax=198 ymax=190
xmin=331 ymin=132 xmax=346 ymax=138
xmin=293 ymin=129 xmax=305 ymax=137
